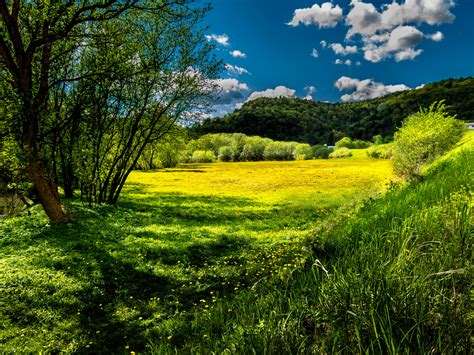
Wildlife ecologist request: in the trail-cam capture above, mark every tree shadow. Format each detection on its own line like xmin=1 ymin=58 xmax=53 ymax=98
xmin=1 ymin=191 xmax=272 ymax=352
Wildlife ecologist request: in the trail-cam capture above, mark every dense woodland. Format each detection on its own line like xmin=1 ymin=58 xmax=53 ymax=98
xmin=192 ymin=77 xmax=474 ymax=145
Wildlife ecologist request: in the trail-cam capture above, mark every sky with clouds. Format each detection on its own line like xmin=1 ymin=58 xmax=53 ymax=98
xmin=204 ymin=0 xmax=474 ymax=117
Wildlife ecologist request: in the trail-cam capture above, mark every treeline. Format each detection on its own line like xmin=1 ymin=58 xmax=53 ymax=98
xmin=0 ymin=2 xmax=218 ymax=221
xmin=191 ymin=77 xmax=474 ymax=145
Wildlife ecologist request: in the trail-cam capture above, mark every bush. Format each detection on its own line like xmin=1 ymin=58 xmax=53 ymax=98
xmin=293 ymin=143 xmax=313 ymax=160
xmin=191 ymin=150 xmax=215 ymax=163
xmin=240 ymin=137 xmax=271 ymax=161
xmin=335 ymin=137 xmax=371 ymax=149
xmin=329 ymin=147 xmax=353 ymax=158
xmin=312 ymin=145 xmax=333 ymax=159
xmin=335 ymin=137 xmax=353 ymax=149
xmin=366 ymin=145 xmax=393 ymax=159
xmin=218 ymin=146 xmax=235 ymax=162
xmin=263 ymin=142 xmax=296 ymax=161
xmin=372 ymin=135 xmax=384 ymax=145
xmin=392 ymin=101 xmax=465 ymax=178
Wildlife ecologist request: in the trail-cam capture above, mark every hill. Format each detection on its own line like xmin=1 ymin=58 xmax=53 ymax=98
xmin=191 ymin=77 xmax=474 ymax=145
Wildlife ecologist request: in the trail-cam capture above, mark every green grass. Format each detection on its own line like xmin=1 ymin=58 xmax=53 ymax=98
xmin=146 ymin=133 xmax=473 ymax=354
xmin=0 ymin=157 xmax=392 ymax=352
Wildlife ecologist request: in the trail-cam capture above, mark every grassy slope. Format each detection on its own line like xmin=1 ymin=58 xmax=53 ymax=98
xmin=148 ymin=132 xmax=473 ymax=354
xmin=0 ymin=158 xmax=391 ymax=352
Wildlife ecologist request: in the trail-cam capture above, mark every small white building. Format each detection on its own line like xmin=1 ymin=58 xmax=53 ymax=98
xmin=466 ymin=122 xmax=474 ymax=130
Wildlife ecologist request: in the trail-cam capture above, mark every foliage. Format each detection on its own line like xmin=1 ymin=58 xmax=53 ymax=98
xmin=191 ymin=150 xmax=216 ymax=163
xmin=191 ymin=77 xmax=474 ymax=145
xmin=366 ymin=144 xmax=393 ymax=159
xmin=329 ymin=147 xmax=353 ymax=158
xmin=0 ymin=1 xmax=219 ymax=218
xmin=263 ymin=142 xmax=296 ymax=161
xmin=293 ymin=143 xmax=313 ymax=160
xmin=336 ymin=137 xmax=372 ymax=149
xmin=372 ymin=134 xmax=384 ymax=145
xmin=312 ymin=145 xmax=333 ymax=159
xmin=218 ymin=146 xmax=235 ymax=162
xmin=0 ymin=156 xmax=392 ymax=352
xmin=392 ymin=101 xmax=466 ymax=178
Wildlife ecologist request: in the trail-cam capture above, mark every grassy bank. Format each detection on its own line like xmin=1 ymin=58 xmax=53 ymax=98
xmin=148 ymin=134 xmax=473 ymax=353
xmin=0 ymin=158 xmax=391 ymax=352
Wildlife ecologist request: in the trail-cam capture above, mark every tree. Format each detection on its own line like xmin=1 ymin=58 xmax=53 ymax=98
xmin=0 ymin=1 xmax=218 ymax=219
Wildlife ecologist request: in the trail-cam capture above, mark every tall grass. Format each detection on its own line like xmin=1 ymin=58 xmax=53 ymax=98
xmin=148 ymin=140 xmax=473 ymax=353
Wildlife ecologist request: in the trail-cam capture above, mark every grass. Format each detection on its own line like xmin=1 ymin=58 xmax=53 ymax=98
xmin=0 ymin=156 xmax=392 ymax=352
xmin=147 ymin=132 xmax=473 ymax=354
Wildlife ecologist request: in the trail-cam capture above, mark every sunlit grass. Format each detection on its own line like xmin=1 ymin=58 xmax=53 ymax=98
xmin=128 ymin=157 xmax=392 ymax=208
xmin=0 ymin=157 xmax=392 ymax=352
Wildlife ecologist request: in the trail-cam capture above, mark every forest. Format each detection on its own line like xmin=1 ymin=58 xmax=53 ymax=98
xmin=192 ymin=77 xmax=474 ymax=145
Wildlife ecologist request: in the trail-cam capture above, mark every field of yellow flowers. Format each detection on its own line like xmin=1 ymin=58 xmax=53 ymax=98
xmin=0 ymin=154 xmax=392 ymax=352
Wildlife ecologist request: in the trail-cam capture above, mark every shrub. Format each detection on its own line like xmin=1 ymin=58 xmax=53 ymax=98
xmin=366 ymin=145 xmax=393 ymax=159
xmin=191 ymin=150 xmax=215 ymax=163
xmin=218 ymin=146 xmax=235 ymax=162
xmin=335 ymin=137 xmax=353 ymax=149
xmin=329 ymin=147 xmax=353 ymax=158
xmin=312 ymin=145 xmax=332 ymax=159
xmin=392 ymin=101 xmax=465 ymax=178
xmin=335 ymin=137 xmax=371 ymax=149
xmin=263 ymin=142 xmax=296 ymax=161
xmin=293 ymin=143 xmax=313 ymax=160
xmin=372 ymin=135 xmax=384 ymax=145
xmin=240 ymin=136 xmax=271 ymax=161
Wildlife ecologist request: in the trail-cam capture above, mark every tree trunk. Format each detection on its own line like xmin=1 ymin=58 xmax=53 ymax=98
xmin=23 ymin=112 xmax=70 ymax=222
xmin=25 ymin=158 xmax=70 ymax=222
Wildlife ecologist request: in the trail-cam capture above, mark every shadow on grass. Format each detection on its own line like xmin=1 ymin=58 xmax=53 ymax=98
xmin=1 ymin=191 xmax=287 ymax=352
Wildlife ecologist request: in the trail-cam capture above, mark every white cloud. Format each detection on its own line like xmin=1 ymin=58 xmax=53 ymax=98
xmin=394 ymin=48 xmax=423 ymax=61
xmin=230 ymin=50 xmax=246 ymax=58
xmin=320 ymin=40 xmax=327 ymax=48
xmin=304 ymin=85 xmax=317 ymax=100
xmin=428 ymin=31 xmax=444 ymax=41
xmin=311 ymin=48 xmax=319 ymax=58
xmin=225 ymin=64 xmax=250 ymax=76
xmin=416 ymin=84 xmax=426 ymax=89
xmin=363 ymin=25 xmax=424 ymax=62
xmin=247 ymin=85 xmax=297 ymax=102
xmin=335 ymin=59 xmax=352 ymax=66
xmin=288 ymin=2 xmax=343 ymax=28
xmin=335 ymin=76 xmax=410 ymax=101
xmin=346 ymin=0 xmax=455 ymax=38
xmin=205 ymin=34 xmax=230 ymax=46
xmin=210 ymin=78 xmax=249 ymax=105
xmin=343 ymin=0 xmax=455 ymax=62
xmin=329 ymin=43 xmax=358 ymax=55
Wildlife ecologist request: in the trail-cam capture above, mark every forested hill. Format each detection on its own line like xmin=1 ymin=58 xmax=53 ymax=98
xmin=191 ymin=77 xmax=474 ymax=145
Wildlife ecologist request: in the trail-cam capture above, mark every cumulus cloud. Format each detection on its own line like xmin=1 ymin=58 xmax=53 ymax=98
xmin=343 ymin=0 xmax=455 ymax=62
xmin=335 ymin=76 xmax=410 ymax=101
xmin=320 ymin=40 xmax=327 ymax=48
xmin=230 ymin=50 xmax=246 ymax=58
xmin=311 ymin=48 xmax=319 ymax=58
xmin=205 ymin=34 xmax=230 ymax=46
xmin=210 ymin=78 xmax=249 ymax=105
xmin=329 ymin=43 xmax=358 ymax=55
xmin=363 ymin=25 xmax=424 ymax=62
xmin=428 ymin=31 xmax=444 ymax=41
xmin=394 ymin=48 xmax=423 ymax=61
xmin=225 ymin=64 xmax=250 ymax=76
xmin=288 ymin=2 xmax=343 ymax=28
xmin=346 ymin=0 xmax=455 ymax=37
xmin=247 ymin=85 xmax=297 ymax=102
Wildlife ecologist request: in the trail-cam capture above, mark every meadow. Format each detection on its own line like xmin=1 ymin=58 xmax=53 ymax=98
xmin=0 ymin=154 xmax=392 ymax=352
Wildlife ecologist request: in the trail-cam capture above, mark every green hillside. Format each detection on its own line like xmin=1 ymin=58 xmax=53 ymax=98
xmin=192 ymin=77 xmax=474 ymax=145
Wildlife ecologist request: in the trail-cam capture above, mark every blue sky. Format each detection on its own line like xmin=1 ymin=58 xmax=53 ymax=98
xmin=203 ymin=0 xmax=474 ymax=116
